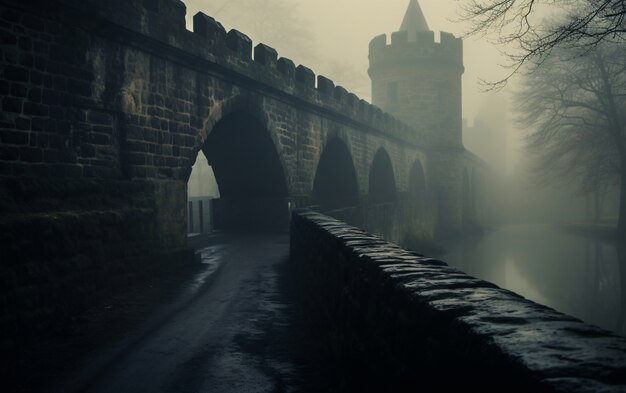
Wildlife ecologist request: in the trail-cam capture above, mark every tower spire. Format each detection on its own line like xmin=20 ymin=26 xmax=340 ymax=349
xmin=400 ymin=0 xmax=430 ymax=36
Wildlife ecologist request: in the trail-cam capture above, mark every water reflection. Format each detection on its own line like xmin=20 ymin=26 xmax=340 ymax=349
xmin=442 ymin=225 xmax=625 ymax=336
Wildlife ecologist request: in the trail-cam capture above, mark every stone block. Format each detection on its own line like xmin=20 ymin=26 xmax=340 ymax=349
xmin=226 ymin=29 xmax=252 ymax=61
xmin=317 ymin=75 xmax=334 ymax=94
xmin=193 ymin=12 xmax=226 ymax=41
xmin=254 ymin=43 xmax=278 ymax=68
xmin=391 ymin=30 xmax=408 ymax=45
xmin=295 ymin=65 xmax=315 ymax=88
xmin=277 ymin=57 xmax=295 ymax=78
xmin=334 ymin=85 xmax=348 ymax=102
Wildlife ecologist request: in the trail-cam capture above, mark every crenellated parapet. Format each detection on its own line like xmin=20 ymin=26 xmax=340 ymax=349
xmin=367 ymin=22 xmax=464 ymax=150
xmin=52 ymin=0 xmax=422 ymax=146
xmin=368 ymin=30 xmax=463 ymax=76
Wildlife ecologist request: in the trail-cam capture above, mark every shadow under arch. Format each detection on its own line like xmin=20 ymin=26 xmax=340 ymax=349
xmin=195 ymin=109 xmax=289 ymax=232
xmin=312 ymin=137 xmax=359 ymax=210
xmin=369 ymin=148 xmax=396 ymax=203
xmin=408 ymin=159 xmax=427 ymax=212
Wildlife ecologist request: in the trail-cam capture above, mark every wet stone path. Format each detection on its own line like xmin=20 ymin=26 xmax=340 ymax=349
xmin=49 ymin=234 xmax=333 ymax=393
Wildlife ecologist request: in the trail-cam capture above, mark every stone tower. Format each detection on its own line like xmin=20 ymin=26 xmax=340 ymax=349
xmin=368 ymin=0 xmax=464 ymax=148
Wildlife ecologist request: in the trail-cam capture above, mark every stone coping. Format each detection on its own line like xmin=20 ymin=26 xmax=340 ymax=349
xmin=290 ymin=209 xmax=626 ymax=392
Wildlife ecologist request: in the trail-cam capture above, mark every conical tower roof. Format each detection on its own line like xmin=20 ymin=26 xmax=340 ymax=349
xmin=399 ymin=0 xmax=430 ymax=35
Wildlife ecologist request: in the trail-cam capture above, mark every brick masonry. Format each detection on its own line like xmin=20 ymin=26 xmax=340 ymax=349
xmin=290 ymin=210 xmax=626 ymax=392
xmin=0 ymin=0 xmax=487 ymax=239
xmin=0 ymin=0 xmax=487 ymax=374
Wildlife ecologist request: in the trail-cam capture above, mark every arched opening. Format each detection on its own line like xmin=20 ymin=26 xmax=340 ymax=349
xmin=369 ymin=148 xmax=396 ymax=203
xmin=408 ymin=159 xmax=427 ymax=211
xmin=194 ymin=112 xmax=289 ymax=232
xmin=187 ymin=151 xmax=220 ymax=235
xmin=312 ymin=138 xmax=359 ymax=210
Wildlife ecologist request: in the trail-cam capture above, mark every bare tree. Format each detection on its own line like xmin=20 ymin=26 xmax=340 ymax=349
xmin=515 ymin=41 xmax=626 ymax=237
xmin=460 ymin=0 xmax=626 ymax=87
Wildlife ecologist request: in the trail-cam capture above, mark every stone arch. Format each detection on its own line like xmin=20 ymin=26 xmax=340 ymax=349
xmin=189 ymin=97 xmax=289 ymax=231
xmin=369 ymin=148 xmax=396 ymax=203
xmin=186 ymin=94 xmax=288 ymax=184
xmin=312 ymin=137 xmax=359 ymax=209
xmin=408 ymin=159 xmax=427 ymax=211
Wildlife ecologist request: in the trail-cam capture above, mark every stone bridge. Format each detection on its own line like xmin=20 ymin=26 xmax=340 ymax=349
xmin=1 ymin=0 xmax=487 ymax=245
xmin=0 ymin=0 xmax=488 ymax=364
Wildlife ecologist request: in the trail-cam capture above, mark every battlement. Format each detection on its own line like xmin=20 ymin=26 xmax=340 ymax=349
xmin=49 ymin=0 xmax=422 ymax=146
xmin=369 ymin=30 xmax=463 ymax=73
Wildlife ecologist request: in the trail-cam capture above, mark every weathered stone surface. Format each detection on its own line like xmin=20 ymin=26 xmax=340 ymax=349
xmin=290 ymin=210 xmax=626 ymax=392
xmin=0 ymin=0 xmax=488 ymax=382
xmin=0 ymin=0 xmax=478 ymax=244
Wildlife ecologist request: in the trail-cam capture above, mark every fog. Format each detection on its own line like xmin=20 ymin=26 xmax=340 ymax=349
xmin=181 ymin=1 xmax=623 ymax=226
xmin=182 ymin=0 xmax=625 ymax=335
xmin=181 ymin=0 xmax=623 ymax=230
xmin=182 ymin=0 xmax=508 ymax=121
xmin=183 ymin=0 xmax=583 ymax=219
xmin=7 ymin=1 xmax=626 ymax=390
xmin=184 ymin=0 xmax=518 ymax=197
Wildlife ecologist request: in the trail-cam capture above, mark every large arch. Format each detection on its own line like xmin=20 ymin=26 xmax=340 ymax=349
xmin=369 ymin=148 xmax=396 ymax=203
xmin=312 ymin=137 xmax=359 ymax=210
xmin=199 ymin=111 xmax=289 ymax=231
xmin=408 ymin=159 xmax=427 ymax=210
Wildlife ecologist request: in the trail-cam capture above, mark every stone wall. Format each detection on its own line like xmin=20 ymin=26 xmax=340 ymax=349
xmin=0 ymin=177 xmax=195 ymax=377
xmin=290 ymin=210 xmax=626 ymax=392
xmin=0 ymin=0 xmax=442 ymax=232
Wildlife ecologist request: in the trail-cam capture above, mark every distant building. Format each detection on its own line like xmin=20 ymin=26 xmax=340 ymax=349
xmin=187 ymin=151 xmax=219 ymax=234
xmin=463 ymin=95 xmax=508 ymax=173
xmin=188 ymin=151 xmax=219 ymax=198
xmin=369 ymin=0 xmax=464 ymax=148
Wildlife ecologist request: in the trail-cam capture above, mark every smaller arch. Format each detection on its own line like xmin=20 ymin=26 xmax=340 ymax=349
xmin=369 ymin=148 xmax=396 ymax=203
xmin=408 ymin=159 xmax=427 ymax=205
xmin=312 ymin=137 xmax=359 ymax=209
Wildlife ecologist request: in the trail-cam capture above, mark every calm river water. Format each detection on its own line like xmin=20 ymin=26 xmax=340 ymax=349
xmin=442 ymin=225 xmax=625 ymax=336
